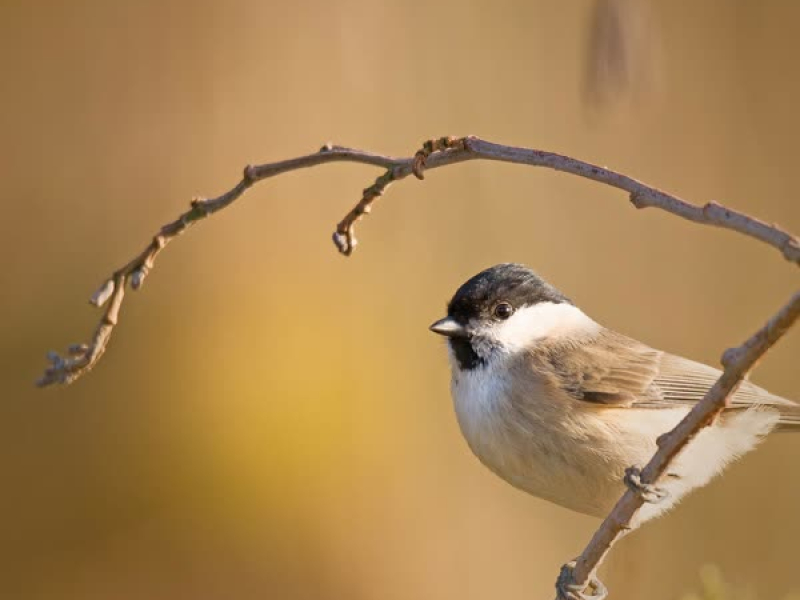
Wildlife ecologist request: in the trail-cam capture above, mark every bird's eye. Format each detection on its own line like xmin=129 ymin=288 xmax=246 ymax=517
xmin=494 ymin=302 xmax=513 ymax=320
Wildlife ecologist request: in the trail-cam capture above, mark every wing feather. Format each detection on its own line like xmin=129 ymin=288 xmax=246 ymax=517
xmin=541 ymin=329 xmax=799 ymax=430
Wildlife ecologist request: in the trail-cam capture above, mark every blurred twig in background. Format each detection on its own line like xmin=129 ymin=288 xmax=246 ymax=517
xmin=584 ymin=0 xmax=659 ymax=109
xmin=37 ymin=135 xmax=799 ymax=600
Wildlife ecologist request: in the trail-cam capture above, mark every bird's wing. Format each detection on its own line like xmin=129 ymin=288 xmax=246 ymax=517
xmin=542 ymin=330 xmax=800 ymax=430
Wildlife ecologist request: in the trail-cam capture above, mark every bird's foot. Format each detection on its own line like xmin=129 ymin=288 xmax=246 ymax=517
xmin=624 ymin=466 xmax=669 ymax=503
xmin=556 ymin=561 xmax=608 ymax=600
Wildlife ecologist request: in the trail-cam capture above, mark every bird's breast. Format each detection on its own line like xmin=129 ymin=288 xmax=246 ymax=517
xmin=450 ymin=361 xmax=510 ymax=444
xmin=449 ymin=357 xmax=639 ymax=517
xmin=450 ymin=360 xmax=569 ymax=489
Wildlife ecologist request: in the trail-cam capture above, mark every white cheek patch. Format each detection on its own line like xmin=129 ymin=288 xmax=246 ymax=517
xmin=486 ymin=302 xmax=599 ymax=350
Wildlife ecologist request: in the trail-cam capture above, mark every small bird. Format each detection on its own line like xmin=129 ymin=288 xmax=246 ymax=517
xmin=430 ymin=263 xmax=798 ymax=527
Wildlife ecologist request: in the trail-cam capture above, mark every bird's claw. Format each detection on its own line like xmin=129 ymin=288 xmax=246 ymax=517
xmin=624 ymin=466 xmax=669 ymax=503
xmin=556 ymin=561 xmax=608 ymax=600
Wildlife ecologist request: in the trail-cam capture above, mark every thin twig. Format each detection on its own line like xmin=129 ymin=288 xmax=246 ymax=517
xmin=37 ymin=146 xmax=405 ymax=385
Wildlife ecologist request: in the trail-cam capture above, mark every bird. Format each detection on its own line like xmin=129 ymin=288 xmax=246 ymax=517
xmin=429 ymin=263 xmax=798 ymax=527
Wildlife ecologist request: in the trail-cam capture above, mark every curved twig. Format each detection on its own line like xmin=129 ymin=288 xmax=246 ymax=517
xmin=37 ymin=146 xmax=406 ymax=385
xmin=38 ymin=136 xmax=799 ymax=387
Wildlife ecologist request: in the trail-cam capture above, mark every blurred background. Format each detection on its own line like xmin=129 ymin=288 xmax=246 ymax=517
xmin=1 ymin=1 xmax=799 ymax=599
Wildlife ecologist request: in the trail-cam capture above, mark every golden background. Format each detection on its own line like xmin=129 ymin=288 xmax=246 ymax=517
xmin=1 ymin=1 xmax=798 ymax=599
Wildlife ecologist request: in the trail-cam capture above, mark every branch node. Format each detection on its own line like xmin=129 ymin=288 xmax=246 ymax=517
xmin=721 ymin=346 xmax=739 ymax=369
xmin=243 ymin=164 xmax=257 ymax=182
xmin=412 ymin=151 xmax=427 ymax=180
xmin=319 ymin=142 xmax=334 ymax=153
xmin=68 ymin=343 xmax=89 ymax=356
xmin=412 ymin=136 xmax=461 ymax=180
xmin=104 ymin=275 xmax=126 ymax=325
xmin=782 ymin=238 xmax=800 ymax=262
xmin=703 ymin=200 xmax=724 ymax=217
xmin=629 ymin=191 xmax=647 ymax=208
xmin=190 ymin=196 xmax=211 ymax=216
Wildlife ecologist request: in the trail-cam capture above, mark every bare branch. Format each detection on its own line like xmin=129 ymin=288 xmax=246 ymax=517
xmin=37 ymin=145 xmax=407 ymax=386
xmin=39 ymin=134 xmax=799 ymax=392
xmin=408 ymin=137 xmax=799 ymax=263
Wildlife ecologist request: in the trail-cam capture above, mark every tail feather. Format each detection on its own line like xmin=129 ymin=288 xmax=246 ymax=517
xmin=722 ymin=391 xmax=800 ymax=432
xmin=766 ymin=394 xmax=800 ymax=432
xmin=776 ymin=411 xmax=800 ymax=431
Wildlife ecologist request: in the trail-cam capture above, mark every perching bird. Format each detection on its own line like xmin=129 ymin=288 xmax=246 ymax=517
xmin=430 ymin=263 xmax=798 ymax=527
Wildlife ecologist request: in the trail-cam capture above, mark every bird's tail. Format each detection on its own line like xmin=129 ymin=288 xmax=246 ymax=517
xmin=771 ymin=395 xmax=800 ymax=432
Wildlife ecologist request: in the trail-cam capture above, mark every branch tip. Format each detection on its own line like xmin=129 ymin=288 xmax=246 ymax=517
xmin=130 ymin=268 xmax=147 ymax=291
xmin=332 ymin=231 xmax=355 ymax=256
xmin=90 ymin=279 xmax=115 ymax=307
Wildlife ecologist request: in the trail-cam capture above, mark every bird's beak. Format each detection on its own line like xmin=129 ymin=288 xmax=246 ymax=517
xmin=429 ymin=316 xmax=468 ymax=338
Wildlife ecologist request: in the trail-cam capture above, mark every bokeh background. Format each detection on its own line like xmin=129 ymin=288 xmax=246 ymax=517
xmin=2 ymin=1 xmax=799 ymax=599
